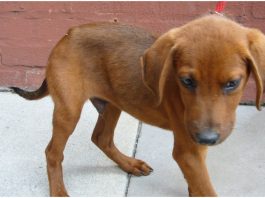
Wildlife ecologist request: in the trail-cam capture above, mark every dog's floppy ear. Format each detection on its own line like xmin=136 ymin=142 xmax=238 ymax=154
xmin=140 ymin=31 xmax=180 ymax=105
xmin=247 ymin=29 xmax=265 ymax=111
xmin=245 ymin=55 xmax=263 ymax=110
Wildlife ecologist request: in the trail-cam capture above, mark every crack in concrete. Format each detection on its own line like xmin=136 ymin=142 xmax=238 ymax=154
xmin=0 ymin=53 xmax=45 ymax=69
xmin=124 ymin=121 xmax=142 ymax=197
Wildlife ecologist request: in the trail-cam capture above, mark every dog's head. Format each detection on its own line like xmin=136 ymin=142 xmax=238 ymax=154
xmin=141 ymin=15 xmax=265 ymax=145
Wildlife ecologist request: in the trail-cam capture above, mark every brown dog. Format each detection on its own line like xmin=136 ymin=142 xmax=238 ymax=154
xmin=11 ymin=15 xmax=265 ymax=196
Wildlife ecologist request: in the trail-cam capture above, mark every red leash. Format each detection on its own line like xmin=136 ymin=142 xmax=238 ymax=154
xmin=215 ymin=1 xmax=226 ymax=13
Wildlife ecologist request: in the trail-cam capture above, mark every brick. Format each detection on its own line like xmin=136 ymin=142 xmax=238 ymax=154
xmin=0 ymin=65 xmax=25 ymax=87
xmin=251 ymin=2 xmax=265 ymax=19
xmin=25 ymin=68 xmax=45 ymax=88
xmin=1 ymin=46 xmax=51 ymax=67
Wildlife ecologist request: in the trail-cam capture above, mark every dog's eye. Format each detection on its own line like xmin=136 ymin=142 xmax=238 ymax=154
xmin=223 ymin=79 xmax=241 ymax=93
xmin=180 ymin=77 xmax=196 ymax=90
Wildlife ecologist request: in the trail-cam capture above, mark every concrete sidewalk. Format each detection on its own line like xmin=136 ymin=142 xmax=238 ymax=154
xmin=0 ymin=91 xmax=265 ymax=196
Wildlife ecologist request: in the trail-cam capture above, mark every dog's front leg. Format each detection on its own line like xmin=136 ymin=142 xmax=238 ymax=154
xmin=172 ymin=129 xmax=217 ymax=197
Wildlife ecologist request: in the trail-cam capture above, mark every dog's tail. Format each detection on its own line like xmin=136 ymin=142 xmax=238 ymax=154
xmin=10 ymin=79 xmax=49 ymax=100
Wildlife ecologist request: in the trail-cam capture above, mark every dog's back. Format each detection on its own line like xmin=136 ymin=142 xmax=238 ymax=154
xmin=69 ymin=22 xmax=157 ymax=100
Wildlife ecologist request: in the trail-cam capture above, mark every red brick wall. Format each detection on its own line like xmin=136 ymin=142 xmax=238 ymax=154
xmin=1 ymin=2 xmax=265 ymax=102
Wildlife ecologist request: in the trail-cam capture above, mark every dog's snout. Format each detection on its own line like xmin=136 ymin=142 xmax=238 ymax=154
xmin=195 ymin=131 xmax=220 ymax=145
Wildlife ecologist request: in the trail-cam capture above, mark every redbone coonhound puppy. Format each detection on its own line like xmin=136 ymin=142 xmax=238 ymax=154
xmin=11 ymin=15 xmax=265 ymax=196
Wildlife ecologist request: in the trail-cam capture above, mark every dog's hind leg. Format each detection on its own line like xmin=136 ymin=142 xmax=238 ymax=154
xmin=91 ymin=102 xmax=153 ymax=176
xmin=45 ymin=71 xmax=85 ymax=196
xmin=45 ymin=100 xmax=84 ymax=196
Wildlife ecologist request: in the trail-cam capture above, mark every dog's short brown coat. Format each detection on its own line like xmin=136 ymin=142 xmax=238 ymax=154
xmin=12 ymin=15 xmax=265 ymax=196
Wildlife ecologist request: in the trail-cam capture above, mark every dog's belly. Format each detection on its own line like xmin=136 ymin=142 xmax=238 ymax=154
xmin=90 ymin=95 xmax=171 ymax=130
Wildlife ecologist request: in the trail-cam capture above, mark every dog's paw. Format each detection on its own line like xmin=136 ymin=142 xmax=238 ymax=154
xmin=120 ymin=158 xmax=153 ymax=176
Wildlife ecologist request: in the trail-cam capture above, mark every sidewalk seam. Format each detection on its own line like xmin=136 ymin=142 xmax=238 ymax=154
xmin=124 ymin=121 xmax=142 ymax=197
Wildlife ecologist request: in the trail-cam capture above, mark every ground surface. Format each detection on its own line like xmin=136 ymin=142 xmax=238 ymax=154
xmin=0 ymin=92 xmax=265 ymax=196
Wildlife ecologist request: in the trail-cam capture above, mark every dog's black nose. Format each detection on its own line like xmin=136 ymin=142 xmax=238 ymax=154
xmin=195 ymin=131 xmax=220 ymax=145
